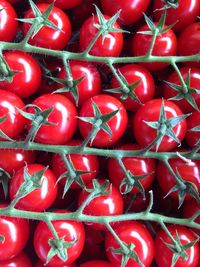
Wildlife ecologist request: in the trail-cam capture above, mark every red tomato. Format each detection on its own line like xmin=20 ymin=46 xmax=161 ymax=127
xmin=27 ymin=94 xmax=77 ymax=145
xmin=155 ymin=225 xmax=200 ymax=267
xmin=182 ymin=199 xmax=200 ymax=234
xmin=153 ymin=0 xmax=200 ymax=32
xmin=45 ymin=0 xmax=82 ymax=9
xmin=108 ymin=144 xmax=156 ymax=193
xmin=105 ymin=221 xmax=154 ymax=267
xmin=123 ymin=192 xmax=151 ymax=213
xmin=110 ymin=64 xmax=155 ymax=111
xmin=132 ymin=23 xmax=177 ymax=71
xmin=0 ymin=204 xmax=29 ymax=261
xmin=79 ymin=14 xmax=123 ymax=57
xmin=34 ymin=213 xmax=85 ymax=266
xmin=22 ymin=3 xmax=71 ymax=50
xmin=133 ymin=99 xmax=187 ymax=151
xmin=0 ymin=252 xmax=32 ymax=267
xmin=0 ymin=51 xmax=41 ymax=98
xmin=101 ymin=0 xmax=150 ymax=25
xmin=185 ymin=110 xmax=200 ymax=148
xmin=9 ymin=164 xmax=58 ymax=211
xmin=0 ymin=0 xmax=18 ymax=42
xmin=79 ymin=94 xmax=128 ymax=147
xmin=78 ymin=179 xmax=124 ymax=230
xmin=80 ymin=260 xmax=113 ymax=267
xmin=35 ymin=260 xmax=77 ymax=267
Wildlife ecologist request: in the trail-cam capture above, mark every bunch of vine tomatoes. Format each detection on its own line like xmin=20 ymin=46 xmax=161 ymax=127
xmin=0 ymin=0 xmax=200 ymax=266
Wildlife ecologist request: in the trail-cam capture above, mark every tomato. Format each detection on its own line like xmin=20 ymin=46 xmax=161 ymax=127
xmin=51 ymin=139 xmax=99 ymax=190
xmin=123 ymin=192 xmax=150 ymax=213
xmin=110 ymin=64 xmax=155 ymax=111
xmin=185 ymin=110 xmax=200 ymax=148
xmin=0 ymin=252 xmax=32 ymax=267
xmin=0 ymin=204 xmax=29 ymax=261
xmin=79 ymin=94 xmax=128 ymax=147
xmin=0 ymin=0 xmax=18 ymax=42
xmin=101 ymin=0 xmax=150 ymax=25
xmin=78 ymin=179 xmax=124 ymax=230
xmin=0 ymin=90 xmax=26 ymax=140
xmin=35 ymin=260 xmax=77 ymax=267
xmin=105 ymin=221 xmax=154 ymax=267
xmin=45 ymin=0 xmax=82 ymax=9
xmin=108 ymin=144 xmax=156 ymax=194
xmin=155 ymin=225 xmax=200 ymax=267
xmin=0 ymin=51 xmax=41 ymax=98
xmin=133 ymin=99 xmax=187 ymax=151
xmin=163 ymin=67 xmax=200 ymax=113
xmin=22 ymin=3 xmax=71 ymax=50
xmin=153 ymin=0 xmax=200 ymax=32
xmin=182 ymin=199 xmax=200 ymax=235
xmin=34 ymin=212 xmax=85 ymax=266
xmin=79 ymin=14 xmax=123 ymax=57
xmin=80 ymin=260 xmax=113 ymax=267
xmin=9 ymin=164 xmax=58 ymax=212
xmin=131 ymin=23 xmax=177 ymax=71
xmin=27 ymin=94 xmax=77 ymax=145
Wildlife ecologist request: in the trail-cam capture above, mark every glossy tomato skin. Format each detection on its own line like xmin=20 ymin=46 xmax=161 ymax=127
xmin=27 ymin=94 xmax=77 ymax=145
xmin=79 ymin=94 xmax=128 ymax=147
xmin=35 ymin=260 xmax=77 ymax=267
xmin=182 ymin=199 xmax=200 ymax=235
xmin=105 ymin=221 xmax=154 ymax=267
xmin=108 ymin=144 xmax=156 ymax=193
xmin=0 ymin=252 xmax=32 ymax=267
xmin=163 ymin=67 xmax=200 ymax=113
xmin=51 ymin=139 xmax=99 ymax=189
xmin=133 ymin=99 xmax=187 ymax=151
xmin=80 ymin=260 xmax=113 ymax=267
xmin=101 ymin=0 xmax=150 ymax=25
xmin=110 ymin=64 xmax=155 ymax=111
xmin=79 ymin=15 xmax=123 ymax=57
xmin=9 ymin=164 xmax=58 ymax=211
xmin=185 ymin=110 xmax=200 ymax=148
xmin=22 ymin=3 xmax=71 ymax=50
xmin=153 ymin=0 xmax=200 ymax=32
xmin=45 ymin=0 xmax=82 ymax=9
xmin=0 ymin=204 xmax=29 ymax=261
xmin=0 ymin=51 xmax=42 ymax=98
xmin=132 ymin=23 xmax=177 ymax=71
xmin=0 ymin=0 xmax=18 ymax=42
xmin=78 ymin=179 xmax=124 ymax=230
xmin=34 ymin=213 xmax=85 ymax=266
xmin=155 ymin=225 xmax=200 ymax=267
xmin=0 ymin=90 xmax=25 ymax=140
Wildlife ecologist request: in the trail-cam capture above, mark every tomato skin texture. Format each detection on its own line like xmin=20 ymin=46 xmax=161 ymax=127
xmin=0 ymin=252 xmax=32 ymax=267
xmin=79 ymin=15 xmax=123 ymax=57
xmin=27 ymin=94 xmax=77 ymax=145
xmin=132 ymin=23 xmax=177 ymax=71
xmin=108 ymin=144 xmax=156 ymax=193
xmin=153 ymin=0 xmax=200 ymax=32
xmin=0 ymin=51 xmax=41 ymax=98
xmin=80 ymin=260 xmax=113 ymax=267
xmin=45 ymin=0 xmax=82 ymax=9
xmin=182 ymin=199 xmax=200 ymax=235
xmin=0 ymin=0 xmax=18 ymax=42
xmin=22 ymin=3 xmax=71 ymax=50
xmin=155 ymin=225 xmax=200 ymax=267
xmin=0 ymin=204 xmax=29 ymax=261
xmin=110 ymin=64 xmax=155 ymax=111
xmin=79 ymin=94 xmax=128 ymax=147
xmin=34 ymin=215 xmax=85 ymax=266
xmin=9 ymin=164 xmax=58 ymax=211
xmin=105 ymin=221 xmax=154 ymax=267
xmin=35 ymin=260 xmax=77 ymax=267
xmin=133 ymin=99 xmax=187 ymax=151
xmin=101 ymin=0 xmax=150 ymax=25
xmin=185 ymin=110 xmax=200 ymax=148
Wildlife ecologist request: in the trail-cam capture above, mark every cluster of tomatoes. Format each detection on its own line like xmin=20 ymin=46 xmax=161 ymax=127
xmin=0 ymin=0 xmax=200 ymax=266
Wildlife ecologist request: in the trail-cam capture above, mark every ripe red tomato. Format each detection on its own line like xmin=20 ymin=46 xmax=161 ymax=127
xmin=182 ymin=199 xmax=200 ymax=235
xmin=27 ymin=94 xmax=77 ymax=145
xmin=35 ymin=260 xmax=77 ymax=267
xmin=9 ymin=164 xmax=58 ymax=211
xmin=0 ymin=51 xmax=42 ymax=98
xmin=0 ymin=252 xmax=32 ymax=267
xmin=45 ymin=0 xmax=82 ymax=9
xmin=80 ymin=260 xmax=113 ymax=267
xmin=155 ymin=225 xmax=200 ymax=267
xmin=132 ymin=23 xmax=177 ymax=71
xmin=79 ymin=94 xmax=128 ymax=147
xmin=105 ymin=221 xmax=154 ymax=267
xmin=22 ymin=3 xmax=71 ymax=50
xmin=133 ymin=99 xmax=187 ymax=151
xmin=79 ymin=14 xmax=123 ymax=57
xmin=0 ymin=0 xmax=18 ymax=42
xmin=101 ymin=0 xmax=150 ymax=25
xmin=110 ymin=64 xmax=155 ymax=111
xmin=185 ymin=110 xmax=200 ymax=148
xmin=0 ymin=204 xmax=29 ymax=261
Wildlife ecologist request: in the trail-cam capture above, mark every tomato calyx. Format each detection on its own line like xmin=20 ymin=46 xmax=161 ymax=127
xmin=0 ymin=168 xmax=10 ymax=198
xmin=0 ymin=55 xmax=18 ymax=83
xmin=162 ymin=0 xmax=180 ymax=9
xmin=0 ymin=234 xmax=5 ymax=243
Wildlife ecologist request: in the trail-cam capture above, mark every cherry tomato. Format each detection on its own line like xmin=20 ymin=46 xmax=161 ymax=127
xmin=182 ymin=199 xmax=200 ymax=235
xmin=45 ymin=0 xmax=82 ymax=9
xmin=105 ymin=221 xmax=154 ymax=267
xmin=35 ymin=260 xmax=77 ymax=267
xmin=80 ymin=260 xmax=113 ymax=267
xmin=0 ymin=252 xmax=32 ymax=267
xmin=79 ymin=14 xmax=123 ymax=57
xmin=155 ymin=225 xmax=200 ymax=267
xmin=79 ymin=94 xmax=128 ymax=147
xmin=133 ymin=99 xmax=187 ymax=151
xmin=9 ymin=164 xmax=58 ymax=212
xmin=22 ymin=3 xmax=71 ymax=50
xmin=185 ymin=110 xmax=200 ymax=148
